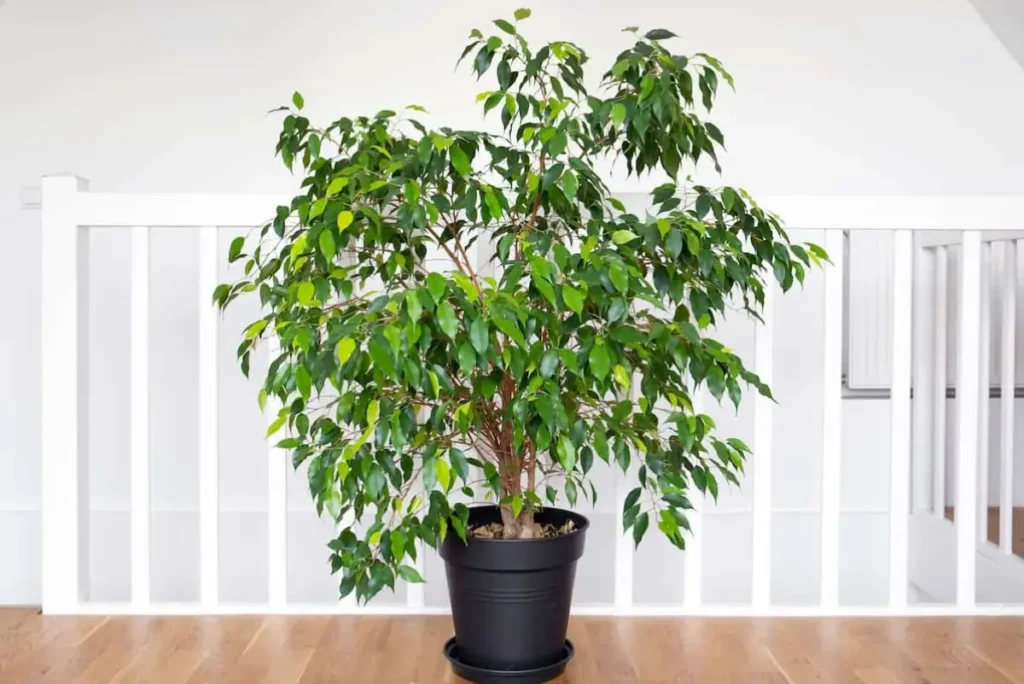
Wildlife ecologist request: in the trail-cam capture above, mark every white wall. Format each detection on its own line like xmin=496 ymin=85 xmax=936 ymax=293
xmin=3 ymin=0 xmax=1024 ymax=605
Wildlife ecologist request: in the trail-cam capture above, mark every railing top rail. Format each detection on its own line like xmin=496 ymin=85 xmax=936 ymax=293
xmin=41 ymin=177 xmax=1024 ymax=231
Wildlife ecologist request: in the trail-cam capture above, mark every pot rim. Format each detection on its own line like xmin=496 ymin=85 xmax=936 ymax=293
xmin=459 ymin=504 xmax=590 ymax=544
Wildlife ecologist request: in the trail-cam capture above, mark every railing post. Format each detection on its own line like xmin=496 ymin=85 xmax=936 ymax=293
xmin=999 ymin=241 xmax=1017 ymax=554
xmin=130 ymin=225 xmax=151 ymax=607
xmin=911 ymin=243 xmax=936 ymax=513
xmin=198 ymin=227 xmax=220 ymax=607
xmin=977 ymin=244 xmax=992 ymax=544
xmin=683 ymin=388 xmax=704 ymax=611
xmin=820 ymin=230 xmax=844 ymax=609
xmin=613 ymin=381 xmax=639 ymax=613
xmin=751 ymin=284 xmax=774 ymax=608
xmin=955 ymin=231 xmax=982 ymax=608
xmin=267 ymin=334 xmax=288 ymax=608
xmin=888 ymin=231 xmax=913 ymax=609
xmin=40 ymin=175 xmax=90 ymax=613
xmin=933 ymin=247 xmax=949 ymax=517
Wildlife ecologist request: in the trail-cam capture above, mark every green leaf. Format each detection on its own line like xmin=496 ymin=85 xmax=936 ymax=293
xmin=613 ymin=364 xmax=630 ymax=389
xmin=513 ymin=7 xmax=531 ymax=20
xmin=561 ymin=170 xmax=578 ymax=200
xmin=366 ymin=464 xmax=386 ymax=499
xmin=470 ymin=317 xmax=489 ymax=354
xmin=612 ymin=230 xmax=638 ymax=245
xmin=607 ymin=299 xmax=627 ymax=323
xmin=405 ymin=290 xmax=423 ymax=321
xmin=437 ymin=302 xmax=458 ymax=338
xmin=309 ymin=198 xmax=327 ymax=219
xmin=336 ymin=337 xmax=356 ymax=365
xmin=297 ymin=282 xmax=316 ymax=306
xmin=318 ymin=229 xmax=336 ymax=259
xmin=492 ymin=315 xmax=526 ymax=347
xmin=244 ymin=319 xmax=268 ymax=340
xmin=292 ymin=91 xmax=304 ymax=109
xmin=426 ymin=273 xmax=447 ymax=303
xmin=624 ymin=487 xmax=642 ymax=512
xmin=431 ymin=133 xmax=455 ymax=150
xmin=458 ymin=342 xmax=476 ymax=374
xmin=548 ymin=131 xmax=567 ymax=157
xmin=228 ymin=236 xmax=245 ymax=262
xmin=565 ymin=479 xmax=578 ymax=505
xmin=633 ymin=511 xmax=650 ymax=547
xmin=589 ymin=342 xmax=610 ymax=380
xmin=449 ymin=145 xmax=472 ymax=177
xmin=665 ymin=229 xmax=682 ymax=258
xmin=450 ymin=448 xmax=470 ymax=482
xmin=609 ymin=264 xmax=628 ymax=293
xmin=266 ymin=413 xmax=286 ymax=437
xmin=532 ymin=275 xmax=557 ymax=307
xmin=722 ymin=187 xmax=737 ymax=211
xmin=557 ymin=435 xmax=576 ymax=472
xmin=369 ymin=339 xmax=396 ymax=378
xmin=494 ymin=18 xmax=516 ymax=34
xmin=453 ymin=272 xmax=479 ymax=300
xmin=511 ymin=494 xmax=523 ymax=519
xmin=645 ymin=28 xmax=677 ymax=40
xmin=562 ymin=286 xmax=584 ymax=314
xmin=337 ymin=211 xmax=354 ymax=231
xmin=540 ymin=349 xmax=559 ymax=378
xmin=295 ymin=366 xmax=311 ymax=400
xmin=436 ymin=458 xmax=452 ymax=492
xmin=611 ymin=102 xmax=626 ymax=127
xmin=326 ymin=176 xmax=349 ymax=196
xmin=398 ymin=565 xmax=425 ymax=583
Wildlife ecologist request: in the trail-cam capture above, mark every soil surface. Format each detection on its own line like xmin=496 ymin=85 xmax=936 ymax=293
xmin=469 ymin=518 xmax=577 ymax=539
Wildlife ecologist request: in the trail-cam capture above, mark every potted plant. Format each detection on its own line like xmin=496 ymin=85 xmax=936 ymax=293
xmin=216 ymin=9 xmax=823 ymax=684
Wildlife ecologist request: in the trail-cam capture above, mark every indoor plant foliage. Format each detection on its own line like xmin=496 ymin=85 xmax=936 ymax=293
xmin=217 ymin=10 xmax=823 ymax=605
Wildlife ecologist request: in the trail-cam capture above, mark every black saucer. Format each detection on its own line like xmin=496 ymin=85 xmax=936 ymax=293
xmin=442 ymin=637 xmax=575 ymax=684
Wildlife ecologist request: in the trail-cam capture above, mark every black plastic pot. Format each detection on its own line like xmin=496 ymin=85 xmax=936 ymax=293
xmin=440 ymin=505 xmax=589 ymax=684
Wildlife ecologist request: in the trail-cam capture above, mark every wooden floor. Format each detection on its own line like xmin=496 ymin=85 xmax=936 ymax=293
xmin=1 ymin=611 xmax=1023 ymax=683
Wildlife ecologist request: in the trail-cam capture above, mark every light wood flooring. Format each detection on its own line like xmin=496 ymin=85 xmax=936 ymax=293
xmin=1 ymin=611 xmax=1023 ymax=683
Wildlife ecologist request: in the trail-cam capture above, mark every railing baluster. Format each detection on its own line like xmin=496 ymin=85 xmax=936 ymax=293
xmin=267 ymin=335 xmax=288 ymax=607
xmin=751 ymin=285 xmax=774 ymax=608
xmin=955 ymin=231 xmax=982 ymax=608
xmin=683 ymin=388 xmax=704 ymax=611
xmin=613 ymin=381 xmax=640 ymax=612
xmin=820 ymin=230 xmax=844 ymax=609
xmin=933 ymin=247 xmax=949 ymax=516
xmin=911 ymin=243 xmax=936 ymax=513
xmin=198 ymin=227 xmax=220 ymax=607
xmin=130 ymin=225 xmax=151 ymax=607
xmin=40 ymin=175 xmax=90 ymax=614
xmin=888 ymin=231 xmax=913 ymax=609
xmin=1000 ymin=241 xmax=1017 ymax=554
xmin=977 ymin=244 xmax=992 ymax=544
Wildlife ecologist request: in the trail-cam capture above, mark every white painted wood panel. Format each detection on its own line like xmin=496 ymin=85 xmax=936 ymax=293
xmin=752 ymin=285 xmax=774 ymax=608
xmin=888 ymin=231 xmax=912 ymax=609
xmin=821 ymin=230 xmax=844 ymax=607
xmin=130 ymin=225 xmax=151 ymax=607
xmin=198 ymin=227 xmax=220 ymax=607
xmin=955 ymin=231 xmax=982 ymax=608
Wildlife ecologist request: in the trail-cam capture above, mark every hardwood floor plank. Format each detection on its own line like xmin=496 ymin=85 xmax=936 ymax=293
xmin=0 ymin=614 xmax=1021 ymax=683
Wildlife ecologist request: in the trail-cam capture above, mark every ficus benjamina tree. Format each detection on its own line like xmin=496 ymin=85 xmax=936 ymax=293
xmin=216 ymin=8 xmax=827 ymax=603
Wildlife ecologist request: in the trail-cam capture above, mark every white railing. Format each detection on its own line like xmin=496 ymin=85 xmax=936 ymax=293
xmin=40 ymin=173 xmax=1024 ymax=616
xmin=910 ymin=232 xmax=1024 ymax=607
